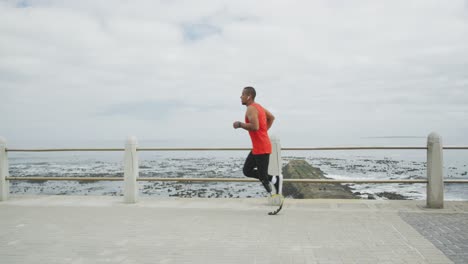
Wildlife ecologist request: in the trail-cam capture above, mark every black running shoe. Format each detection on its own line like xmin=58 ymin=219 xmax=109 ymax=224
xmin=260 ymin=178 xmax=272 ymax=193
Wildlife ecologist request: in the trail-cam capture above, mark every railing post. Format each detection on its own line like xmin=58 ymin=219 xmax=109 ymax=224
xmin=427 ymin=132 xmax=444 ymax=208
xmin=268 ymin=136 xmax=282 ymax=205
xmin=0 ymin=137 xmax=9 ymax=201
xmin=269 ymin=136 xmax=282 ymax=192
xmin=124 ymin=136 xmax=139 ymax=203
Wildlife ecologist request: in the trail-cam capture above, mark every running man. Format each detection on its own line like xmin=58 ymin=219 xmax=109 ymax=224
xmin=233 ymin=86 xmax=281 ymax=195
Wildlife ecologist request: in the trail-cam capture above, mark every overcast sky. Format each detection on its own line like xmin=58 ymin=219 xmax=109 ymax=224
xmin=1 ymin=0 xmax=467 ymax=147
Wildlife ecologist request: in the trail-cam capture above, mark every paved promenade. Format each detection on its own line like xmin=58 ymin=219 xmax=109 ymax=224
xmin=1 ymin=196 xmax=467 ymax=264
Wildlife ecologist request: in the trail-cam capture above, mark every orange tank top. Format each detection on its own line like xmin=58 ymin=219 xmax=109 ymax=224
xmin=246 ymin=103 xmax=272 ymax=154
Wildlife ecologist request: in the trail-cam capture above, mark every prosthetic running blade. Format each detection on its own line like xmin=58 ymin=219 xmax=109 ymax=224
xmin=268 ymin=194 xmax=284 ymax=215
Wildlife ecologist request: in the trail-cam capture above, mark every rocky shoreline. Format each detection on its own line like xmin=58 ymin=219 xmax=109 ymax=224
xmin=9 ymin=152 xmax=468 ymax=200
xmin=8 ymin=156 xmax=435 ymax=200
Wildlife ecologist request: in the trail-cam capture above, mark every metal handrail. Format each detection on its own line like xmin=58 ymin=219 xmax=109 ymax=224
xmin=5 ymin=146 xmax=468 ymax=152
xmin=138 ymin=147 xmax=250 ymax=151
xmin=5 ymin=176 xmax=468 ymax=184
xmin=6 ymin=177 xmax=122 ymax=181
xmin=443 ymin=146 xmax=468 ymax=149
xmin=6 ymin=148 xmax=124 ymax=152
xmin=4 ymin=146 xmax=468 ymax=185
xmin=282 ymin=147 xmax=428 ymax=150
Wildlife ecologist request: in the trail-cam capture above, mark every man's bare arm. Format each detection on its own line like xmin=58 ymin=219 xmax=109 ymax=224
xmin=241 ymin=106 xmax=259 ymax=131
xmin=264 ymin=108 xmax=275 ymax=130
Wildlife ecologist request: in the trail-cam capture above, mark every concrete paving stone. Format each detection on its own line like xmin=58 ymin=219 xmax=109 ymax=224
xmin=426 ymin=260 xmax=452 ymax=264
xmin=336 ymin=203 xmax=369 ymax=209
xmin=1 ymin=196 xmax=464 ymax=264
xmin=400 ymin=212 xmax=467 ymax=264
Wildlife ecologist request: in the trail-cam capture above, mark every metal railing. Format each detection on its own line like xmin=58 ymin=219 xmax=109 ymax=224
xmin=1 ymin=133 xmax=468 ymax=207
xmin=6 ymin=177 xmax=468 ymax=183
xmin=3 ymin=146 xmax=468 ymax=184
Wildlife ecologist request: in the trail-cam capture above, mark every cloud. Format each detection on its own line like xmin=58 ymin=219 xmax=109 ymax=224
xmin=182 ymin=23 xmax=222 ymax=42
xmin=97 ymin=100 xmax=221 ymax=120
xmin=15 ymin=0 xmax=30 ymax=8
xmin=98 ymin=100 xmax=187 ymax=120
xmin=1 ymin=0 xmax=468 ymax=146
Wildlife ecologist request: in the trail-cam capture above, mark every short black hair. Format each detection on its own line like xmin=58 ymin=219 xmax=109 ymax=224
xmin=243 ymin=86 xmax=256 ymax=99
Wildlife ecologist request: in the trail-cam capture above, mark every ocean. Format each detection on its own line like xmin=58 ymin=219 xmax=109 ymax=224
xmin=6 ymin=141 xmax=468 ymax=200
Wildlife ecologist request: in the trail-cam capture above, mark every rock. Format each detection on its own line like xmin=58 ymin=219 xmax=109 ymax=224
xmin=375 ymin=192 xmax=408 ymax=200
xmin=282 ymin=160 xmax=358 ymax=199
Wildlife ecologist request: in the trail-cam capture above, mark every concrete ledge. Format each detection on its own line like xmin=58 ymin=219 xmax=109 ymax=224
xmin=3 ymin=195 xmax=467 ymax=213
